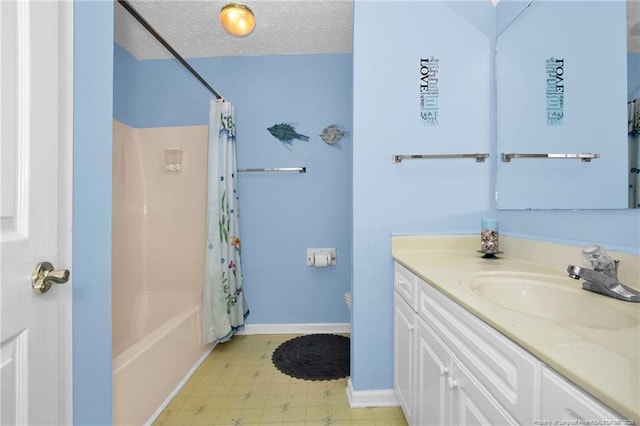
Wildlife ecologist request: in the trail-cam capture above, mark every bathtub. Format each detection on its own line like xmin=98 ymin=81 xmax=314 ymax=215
xmin=112 ymin=291 xmax=211 ymax=426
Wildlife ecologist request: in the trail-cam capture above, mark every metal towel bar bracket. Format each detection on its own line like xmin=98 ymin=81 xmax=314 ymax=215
xmin=392 ymin=153 xmax=490 ymax=163
xmin=501 ymin=153 xmax=600 ymax=162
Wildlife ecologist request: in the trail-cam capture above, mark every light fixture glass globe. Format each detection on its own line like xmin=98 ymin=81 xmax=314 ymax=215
xmin=220 ymin=3 xmax=255 ymax=37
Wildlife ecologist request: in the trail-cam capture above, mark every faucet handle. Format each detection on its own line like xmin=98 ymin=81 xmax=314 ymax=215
xmin=582 ymin=245 xmax=614 ymax=271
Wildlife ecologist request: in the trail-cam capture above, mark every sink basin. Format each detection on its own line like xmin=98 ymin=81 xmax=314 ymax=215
xmin=463 ymin=272 xmax=638 ymax=330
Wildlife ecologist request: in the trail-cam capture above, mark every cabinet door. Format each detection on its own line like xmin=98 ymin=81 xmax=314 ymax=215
xmin=451 ymin=359 xmax=519 ymax=426
xmin=394 ymin=293 xmax=415 ymax=423
xmin=415 ymin=316 xmax=454 ymax=426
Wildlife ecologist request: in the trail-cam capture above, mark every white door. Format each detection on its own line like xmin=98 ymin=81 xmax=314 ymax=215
xmin=1 ymin=1 xmax=73 ymax=425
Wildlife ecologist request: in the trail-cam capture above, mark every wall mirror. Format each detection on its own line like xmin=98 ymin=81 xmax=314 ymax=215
xmin=495 ymin=0 xmax=634 ymax=209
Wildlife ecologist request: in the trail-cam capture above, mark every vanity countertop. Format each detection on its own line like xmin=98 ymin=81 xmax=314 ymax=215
xmin=391 ymin=235 xmax=640 ymax=424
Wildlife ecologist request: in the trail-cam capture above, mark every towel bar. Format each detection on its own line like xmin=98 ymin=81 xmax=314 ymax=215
xmin=238 ymin=167 xmax=307 ymax=173
xmin=501 ymin=153 xmax=599 ymax=162
xmin=392 ymin=153 xmax=490 ymax=163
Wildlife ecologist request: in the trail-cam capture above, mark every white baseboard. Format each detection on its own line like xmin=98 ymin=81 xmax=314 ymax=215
xmin=346 ymin=378 xmax=399 ymax=408
xmin=144 ymin=343 xmax=215 ymax=426
xmin=237 ymin=323 xmax=350 ymax=335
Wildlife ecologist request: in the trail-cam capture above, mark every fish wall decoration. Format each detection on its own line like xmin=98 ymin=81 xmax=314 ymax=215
xmin=320 ymin=124 xmax=348 ymax=145
xmin=267 ymin=123 xmax=309 ymax=147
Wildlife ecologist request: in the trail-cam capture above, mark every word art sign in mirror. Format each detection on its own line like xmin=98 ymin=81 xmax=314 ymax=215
xmin=496 ymin=1 xmax=629 ymax=209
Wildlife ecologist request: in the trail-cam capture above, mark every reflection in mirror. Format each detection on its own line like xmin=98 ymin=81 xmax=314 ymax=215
xmin=628 ymin=1 xmax=640 ymax=208
xmin=495 ymin=1 xmax=629 ymax=210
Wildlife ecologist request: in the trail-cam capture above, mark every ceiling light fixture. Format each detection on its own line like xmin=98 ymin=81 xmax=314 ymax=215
xmin=220 ymin=3 xmax=255 ymax=37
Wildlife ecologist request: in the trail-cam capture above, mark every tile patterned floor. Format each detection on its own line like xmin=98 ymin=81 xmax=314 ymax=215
xmin=152 ymin=334 xmax=408 ymax=426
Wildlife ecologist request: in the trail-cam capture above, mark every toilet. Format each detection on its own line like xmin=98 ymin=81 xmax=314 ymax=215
xmin=344 ymin=291 xmax=352 ymax=311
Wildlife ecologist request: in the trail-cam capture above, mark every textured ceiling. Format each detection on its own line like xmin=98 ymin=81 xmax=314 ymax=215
xmin=115 ymin=1 xmax=638 ymax=60
xmin=114 ymin=0 xmax=354 ymax=59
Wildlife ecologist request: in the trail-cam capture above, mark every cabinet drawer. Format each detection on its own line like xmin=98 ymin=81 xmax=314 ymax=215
xmin=540 ymin=366 xmax=625 ymax=422
xmin=394 ymin=263 xmax=417 ymax=310
xmin=417 ymin=279 xmax=538 ymax=424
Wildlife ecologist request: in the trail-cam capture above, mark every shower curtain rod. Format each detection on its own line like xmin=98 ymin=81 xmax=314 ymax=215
xmin=117 ymin=0 xmax=222 ymax=100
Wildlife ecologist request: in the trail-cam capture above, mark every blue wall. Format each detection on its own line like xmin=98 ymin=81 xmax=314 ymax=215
xmin=352 ymin=1 xmax=495 ymax=391
xmin=73 ymin=0 xmax=113 ymax=424
xmin=496 ymin=210 xmax=639 ymax=254
xmin=113 ymin=46 xmax=354 ymax=325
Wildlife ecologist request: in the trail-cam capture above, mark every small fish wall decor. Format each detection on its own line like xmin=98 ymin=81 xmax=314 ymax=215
xmin=319 ymin=124 xmax=349 ymax=146
xmin=267 ymin=123 xmax=309 ymax=147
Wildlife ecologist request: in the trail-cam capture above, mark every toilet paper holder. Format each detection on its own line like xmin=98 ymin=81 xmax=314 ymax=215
xmin=306 ymin=248 xmax=337 ymax=267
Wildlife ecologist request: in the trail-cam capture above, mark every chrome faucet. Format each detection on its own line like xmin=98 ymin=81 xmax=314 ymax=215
xmin=567 ymin=245 xmax=640 ymax=303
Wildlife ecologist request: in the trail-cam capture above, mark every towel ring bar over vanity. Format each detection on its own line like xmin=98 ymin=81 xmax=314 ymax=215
xmin=392 ymin=153 xmax=490 ymax=163
xmin=501 ymin=153 xmax=600 ymax=162
xmin=238 ymin=166 xmax=307 ymax=173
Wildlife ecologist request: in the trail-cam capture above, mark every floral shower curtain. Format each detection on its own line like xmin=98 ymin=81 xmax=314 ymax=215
xmin=202 ymin=98 xmax=249 ymax=344
xmin=628 ymin=99 xmax=640 ymax=208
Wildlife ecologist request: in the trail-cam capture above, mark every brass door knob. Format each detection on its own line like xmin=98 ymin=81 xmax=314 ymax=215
xmin=31 ymin=261 xmax=70 ymax=294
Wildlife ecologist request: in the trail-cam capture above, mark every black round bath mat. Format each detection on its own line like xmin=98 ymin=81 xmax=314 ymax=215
xmin=272 ymin=334 xmax=350 ymax=381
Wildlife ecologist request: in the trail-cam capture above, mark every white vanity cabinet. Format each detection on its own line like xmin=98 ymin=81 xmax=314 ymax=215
xmin=393 ymin=262 xmax=627 ymax=426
